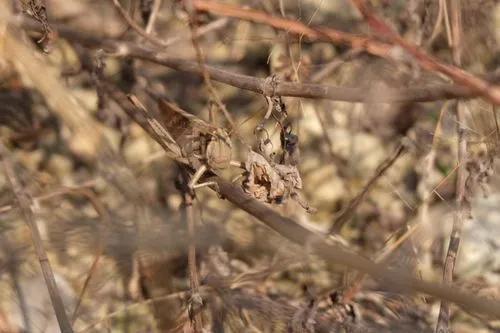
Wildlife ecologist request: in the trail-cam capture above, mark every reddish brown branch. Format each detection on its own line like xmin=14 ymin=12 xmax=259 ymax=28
xmin=192 ymin=0 xmax=500 ymax=105
xmin=191 ymin=0 xmax=393 ymax=58
xmin=347 ymin=0 xmax=500 ymax=105
xmin=15 ymin=17 xmax=500 ymax=104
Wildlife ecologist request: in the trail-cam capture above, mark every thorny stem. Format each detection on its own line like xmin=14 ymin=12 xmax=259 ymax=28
xmin=0 ymin=142 xmax=74 ymax=333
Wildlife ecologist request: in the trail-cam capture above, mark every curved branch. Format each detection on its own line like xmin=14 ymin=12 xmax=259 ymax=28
xmin=16 ymin=17 xmax=498 ymax=103
xmin=191 ymin=0 xmax=500 ymax=105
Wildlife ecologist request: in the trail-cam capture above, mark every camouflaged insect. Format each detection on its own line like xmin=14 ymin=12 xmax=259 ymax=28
xmin=158 ymin=99 xmax=234 ymax=189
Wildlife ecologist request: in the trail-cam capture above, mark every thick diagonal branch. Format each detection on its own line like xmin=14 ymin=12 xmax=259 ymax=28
xmin=105 ymin=84 xmax=500 ymax=319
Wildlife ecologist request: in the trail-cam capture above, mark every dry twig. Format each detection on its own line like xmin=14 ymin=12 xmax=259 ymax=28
xmin=179 ymin=168 xmax=204 ymax=332
xmin=193 ymin=0 xmax=500 ymax=105
xmin=104 ymin=85 xmax=500 ymax=318
xmin=13 ymin=17 xmax=500 ymax=104
xmin=347 ymin=0 xmax=500 ymax=105
xmin=436 ymin=2 xmax=466 ymax=332
xmin=330 ymin=143 xmax=406 ymax=234
xmin=0 ymin=142 xmax=74 ymax=333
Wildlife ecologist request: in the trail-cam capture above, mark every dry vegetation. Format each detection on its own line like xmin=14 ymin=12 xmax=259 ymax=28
xmin=0 ymin=0 xmax=500 ymax=332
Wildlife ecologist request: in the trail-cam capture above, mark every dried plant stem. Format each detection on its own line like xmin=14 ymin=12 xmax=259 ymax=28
xmin=144 ymin=0 xmax=162 ymax=34
xmin=0 ymin=142 xmax=74 ymax=333
xmin=193 ymin=0 xmax=500 ymax=105
xmin=13 ymin=17 xmax=500 ymax=104
xmin=330 ymin=142 xmax=406 ymax=234
xmin=213 ymin=176 xmax=500 ymax=318
xmin=436 ymin=1 xmax=465 ymax=331
xmin=338 ymin=222 xmax=421 ymax=303
xmin=347 ymin=0 xmax=500 ymax=105
xmin=181 ymin=169 xmax=203 ymax=332
xmin=106 ymin=83 xmax=500 ymax=318
xmin=110 ymin=0 xmax=167 ymax=47
xmin=435 ymin=102 xmax=467 ymax=333
xmin=185 ymin=0 xmax=235 ymax=128
xmin=418 ymin=103 xmax=449 ymax=278
xmin=66 ymin=188 xmax=111 ymax=324
xmin=0 ymin=235 xmax=31 ymax=332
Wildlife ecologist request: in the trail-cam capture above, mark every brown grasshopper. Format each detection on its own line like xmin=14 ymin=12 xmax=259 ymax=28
xmin=157 ymin=99 xmax=242 ymax=190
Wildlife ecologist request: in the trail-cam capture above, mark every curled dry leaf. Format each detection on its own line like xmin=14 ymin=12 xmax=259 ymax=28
xmin=244 ymin=151 xmax=285 ymax=202
xmin=243 ymin=151 xmax=315 ymax=213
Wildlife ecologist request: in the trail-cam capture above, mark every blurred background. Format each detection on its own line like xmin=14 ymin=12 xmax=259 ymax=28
xmin=0 ymin=0 xmax=500 ymax=332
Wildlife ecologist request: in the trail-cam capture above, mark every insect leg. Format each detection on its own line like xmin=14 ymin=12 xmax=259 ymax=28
xmin=229 ymin=160 xmax=245 ymax=169
xmin=188 ymin=164 xmax=208 ymax=190
xmin=189 ymin=164 xmax=219 ymax=192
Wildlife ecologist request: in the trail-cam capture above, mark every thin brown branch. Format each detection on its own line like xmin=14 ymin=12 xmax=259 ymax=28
xmin=144 ymin=0 xmax=162 ymax=34
xmin=109 ymin=0 xmax=168 ymax=47
xmin=436 ymin=2 xmax=466 ymax=332
xmin=435 ymin=102 xmax=468 ymax=333
xmin=180 ymin=168 xmax=204 ymax=332
xmin=14 ymin=17 xmax=500 ymax=104
xmin=0 ymin=142 xmax=74 ymax=333
xmin=191 ymin=0 xmax=393 ymax=57
xmin=330 ymin=142 xmax=406 ymax=234
xmin=104 ymin=83 xmax=500 ymax=318
xmin=192 ymin=0 xmax=500 ymax=105
xmin=185 ymin=0 xmax=235 ymax=128
xmin=65 ymin=188 xmax=110 ymax=324
xmin=347 ymin=0 xmax=500 ymax=105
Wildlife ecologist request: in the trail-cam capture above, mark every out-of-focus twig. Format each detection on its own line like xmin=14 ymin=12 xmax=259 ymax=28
xmin=179 ymin=167 xmax=203 ymax=332
xmin=0 ymin=23 xmax=104 ymax=160
xmin=109 ymin=0 xmax=168 ymax=47
xmin=78 ymin=288 xmax=200 ymax=333
xmin=0 ymin=180 xmax=98 ymax=215
xmin=347 ymin=0 xmax=500 ymax=105
xmin=145 ymin=0 xmax=162 ymax=34
xmin=0 ymin=142 xmax=74 ymax=333
xmin=184 ymin=0 xmax=235 ymax=128
xmin=330 ymin=142 xmax=406 ymax=234
xmin=192 ymin=0 xmax=500 ymax=105
xmin=13 ymin=17 xmax=500 ymax=104
xmin=436 ymin=1 xmax=466 ymax=332
xmin=63 ymin=188 xmax=111 ymax=324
